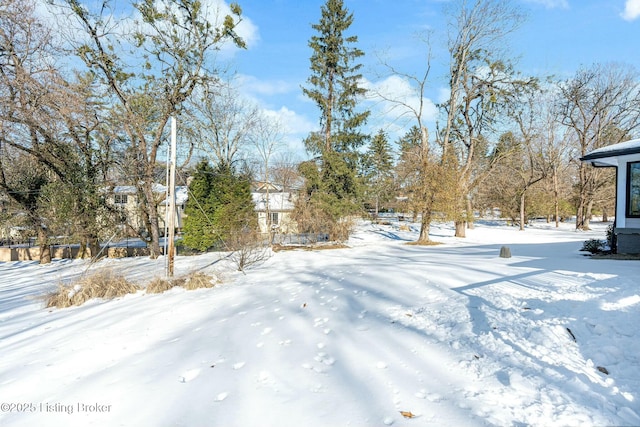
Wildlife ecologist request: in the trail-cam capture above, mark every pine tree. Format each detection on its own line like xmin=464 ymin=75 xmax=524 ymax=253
xmin=182 ymin=160 xmax=217 ymax=251
xmin=362 ymin=129 xmax=395 ymax=216
xmin=182 ymin=160 xmax=257 ymax=251
xmin=208 ymin=162 xmax=256 ymax=248
xmin=299 ymin=0 xmax=370 ymax=229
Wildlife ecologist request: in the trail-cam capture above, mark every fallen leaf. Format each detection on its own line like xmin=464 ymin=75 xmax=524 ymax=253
xmin=400 ymin=411 xmax=415 ymax=419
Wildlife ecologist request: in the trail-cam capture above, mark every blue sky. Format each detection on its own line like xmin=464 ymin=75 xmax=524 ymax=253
xmin=221 ymin=0 xmax=640 ymax=158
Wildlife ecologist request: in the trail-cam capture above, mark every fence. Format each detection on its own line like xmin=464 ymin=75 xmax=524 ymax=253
xmin=0 ymin=233 xmax=333 ymax=262
xmin=0 ymin=244 xmax=155 ymax=262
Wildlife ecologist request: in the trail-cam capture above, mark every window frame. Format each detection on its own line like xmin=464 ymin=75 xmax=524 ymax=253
xmin=627 ymin=161 xmax=640 ymax=218
xmin=114 ymin=194 xmax=128 ymax=205
xmin=269 ymin=212 xmax=279 ymax=225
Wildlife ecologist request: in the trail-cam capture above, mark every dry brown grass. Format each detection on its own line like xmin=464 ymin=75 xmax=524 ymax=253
xmin=146 ymin=272 xmax=217 ymax=293
xmin=182 ymin=272 xmax=217 ymax=290
xmin=272 ymin=243 xmax=349 ymax=252
xmin=405 ymin=240 xmax=443 ymax=246
xmin=46 ymin=269 xmax=221 ymax=309
xmin=46 ymin=270 xmax=140 ymax=308
xmin=145 ymin=277 xmax=184 ymax=294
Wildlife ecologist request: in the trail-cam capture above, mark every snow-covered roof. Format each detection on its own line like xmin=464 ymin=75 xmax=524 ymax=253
xmin=112 ymin=184 xmax=188 ymax=205
xmin=158 ymin=186 xmax=188 ymax=205
xmin=251 ymin=192 xmax=295 ymax=212
xmin=112 ymin=185 xmax=137 ymax=194
xmin=581 ymin=138 xmax=640 ymax=167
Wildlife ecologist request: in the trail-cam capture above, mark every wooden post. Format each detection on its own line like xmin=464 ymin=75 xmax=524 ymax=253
xmin=167 ymin=117 xmax=177 ymax=277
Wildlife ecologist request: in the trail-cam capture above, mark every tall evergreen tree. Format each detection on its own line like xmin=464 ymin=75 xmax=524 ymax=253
xmin=362 ymin=129 xmax=395 ymax=216
xmin=182 ymin=160 xmax=217 ymax=251
xmin=208 ymin=162 xmax=256 ymax=248
xmin=299 ymin=0 xmax=370 ymax=227
xmin=182 ymin=160 xmax=256 ymax=252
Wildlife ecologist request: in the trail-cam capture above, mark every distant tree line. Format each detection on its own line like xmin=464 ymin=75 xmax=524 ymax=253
xmin=2 ymin=0 xmax=639 ymax=264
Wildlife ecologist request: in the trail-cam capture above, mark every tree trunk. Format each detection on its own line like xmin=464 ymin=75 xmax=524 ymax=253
xmin=417 ymin=213 xmax=431 ymax=243
xmin=466 ymin=197 xmax=474 ymax=230
xmin=454 ymin=220 xmax=466 ymax=238
xmin=576 ymin=163 xmax=589 ymax=230
xmin=142 ymin=181 xmax=162 ymax=259
xmin=519 ymin=191 xmax=526 ymax=231
xmin=576 ymin=198 xmax=586 ymax=230
xmin=553 ymin=170 xmax=559 ymax=228
xmin=37 ymin=226 xmax=51 ymax=265
xmin=583 ymin=199 xmax=594 ymax=230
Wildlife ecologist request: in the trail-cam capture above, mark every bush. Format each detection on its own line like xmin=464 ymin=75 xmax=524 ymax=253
xmin=146 ymin=272 xmax=217 ymax=293
xmin=46 ymin=270 xmax=140 ymax=308
xmin=606 ymin=224 xmax=616 ymax=253
xmin=228 ymin=230 xmax=271 ymax=272
xmin=581 ymin=239 xmax=606 ymax=254
xmin=146 ymin=277 xmax=183 ymax=294
xmin=183 ymin=272 xmax=218 ymax=290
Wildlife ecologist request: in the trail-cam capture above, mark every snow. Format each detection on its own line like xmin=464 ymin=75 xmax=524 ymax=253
xmin=252 ymin=192 xmax=295 ymax=211
xmin=1 ymin=219 xmax=639 ymax=427
xmin=582 ymin=138 xmax=640 ymax=164
xmin=585 ymin=138 xmax=640 ymax=156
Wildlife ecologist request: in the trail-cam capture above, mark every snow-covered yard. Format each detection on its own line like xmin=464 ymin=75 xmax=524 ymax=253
xmin=0 ymin=219 xmax=638 ymax=427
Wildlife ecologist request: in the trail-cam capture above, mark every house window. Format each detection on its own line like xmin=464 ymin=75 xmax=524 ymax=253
xmin=114 ymin=194 xmax=128 ymax=205
xmin=628 ymin=161 xmax=640 ymax=217
xmin=270 ymin=212 xmax=279 ymax=225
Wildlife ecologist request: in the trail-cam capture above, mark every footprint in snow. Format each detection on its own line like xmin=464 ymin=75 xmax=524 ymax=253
xmin=314 ymin=352 xmax=336 ymax=366
xmin=178 ymin=368 xmax=201 ymax=383
xmin=214 ymin=392 xmax=228 ymax=402
xmin=233 ymin=362 xmax=245 ymax=370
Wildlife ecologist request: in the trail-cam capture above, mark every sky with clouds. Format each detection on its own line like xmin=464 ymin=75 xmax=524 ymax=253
xmin=223 ymin=0 xmax=640 ymax=157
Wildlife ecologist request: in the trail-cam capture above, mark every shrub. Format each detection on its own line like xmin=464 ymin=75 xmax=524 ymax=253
xmin=581 ymin=239 xmax=606 ymax=254
xmin=228 ymin=230 xmax=271 ymax=272
xmin=46 ymin=270 xmax=140 ymax=308
xmin=146 ymin=277 xmax=183 ymax=294
xmin=183 ymin=272 xmax=218 ymax=290
xmin=606 ymin=224 xmax=616 ymax=253
xmin=147 ymin=272 xmax=217 ymax=293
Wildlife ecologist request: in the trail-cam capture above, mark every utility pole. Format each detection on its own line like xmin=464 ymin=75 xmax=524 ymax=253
xmin=167 ymin=116 xmax=177 ymax=277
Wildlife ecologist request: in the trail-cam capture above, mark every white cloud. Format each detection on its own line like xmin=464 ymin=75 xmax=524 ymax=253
xmin=235 ymin=75 xmax=297 ymax=96
xmin=258 ymin=106 xmax=316 ymax=154
xmin=363 ymin=75 xmax=438 ymax=128
xmin=622 ymin=0 xmax=640 ymax=21
xmin=263 ymin=106 xmax=317 ymax=136
xmin=523 ymin=0 xmax=569 ymax=9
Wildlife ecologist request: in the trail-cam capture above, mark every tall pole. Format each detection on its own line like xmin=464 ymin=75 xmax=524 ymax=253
xmin=167 ymin=116 xmax=177 ymax=277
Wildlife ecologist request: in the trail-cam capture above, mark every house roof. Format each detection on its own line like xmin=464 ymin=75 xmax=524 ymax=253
xmin=251 ymin=192 xmax=295 ymax=212
xmin=581 ymin=138 xmax=640 ymax=167
xmin=112 ymin=184 xmax=188 ymax=205
xmin=157 ymin=186 xmax=188 ymax=205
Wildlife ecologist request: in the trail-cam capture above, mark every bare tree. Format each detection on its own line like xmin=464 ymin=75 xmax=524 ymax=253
xmin=192 ymin=82 xmax=260 ymax=168
xmin=507 ymin=89 xmax=554 ymax=230
xmin=557 ymin=63 xmax=640 ymax=230
xmin=0 ymin=0 xmax=116 ymax=262
xmin=270 ymin=152 xmax=303 ymax=191
xmin=51 ymin=0 xmax=246 ymax=258
xmin=372 ymin=33 xmax=447 ymax=243
xmin=249 ymin=114 xmax=285 ymax=237
xmin=439 ymin=0 xmax=533 ymax=237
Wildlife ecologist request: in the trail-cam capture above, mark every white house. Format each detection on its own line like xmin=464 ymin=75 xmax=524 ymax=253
xmin=108 ymin=184 xmax=188 ymax=235
xmin=109 ymin=182 xmax=297 ymax=236
xmin=581 ymin=138 xmax=640 ymax=254
xmin=251 ymin=190 xmax=298 ymax=234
